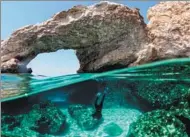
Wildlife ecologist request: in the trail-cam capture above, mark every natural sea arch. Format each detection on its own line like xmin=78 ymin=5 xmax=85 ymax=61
xmin=1 ymin=2 xmax=189 ymax=73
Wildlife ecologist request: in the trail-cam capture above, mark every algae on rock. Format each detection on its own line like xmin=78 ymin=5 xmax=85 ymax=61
xmin=127 ymin=99 xmax=190 ymax=137
xmin=136 ymin=82 xmax=190 ymax=108
xmin=1 ymin=101 xmax=66 ymax=137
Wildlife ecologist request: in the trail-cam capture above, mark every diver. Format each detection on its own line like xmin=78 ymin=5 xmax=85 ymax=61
xmin=92 ymin=92 xmax=106 ymax=120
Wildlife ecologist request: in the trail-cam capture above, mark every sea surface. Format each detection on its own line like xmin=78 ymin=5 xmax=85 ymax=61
xmin=1 ymin=58 xmax=190 ymax=137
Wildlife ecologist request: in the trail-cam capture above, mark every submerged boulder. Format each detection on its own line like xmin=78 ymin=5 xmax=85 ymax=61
xmin=68 ymin=104 xmax=102 ymax=130
xmin=102 ymin=77 xmax=190 ymax=109
xmin=29 ymin=101 xmax=66 ymax=134
xmin=127 ymin=99 xmax=190 ymax=137
xmin=103 ymin=122 xmax=123 ymax=136
xmin=135 ymin=81 xmax=190 ymax=108
xmin=3 ymin=1 xmax=189 ymax=73
xmin=1 ymin=101 xmax=66 ymax=137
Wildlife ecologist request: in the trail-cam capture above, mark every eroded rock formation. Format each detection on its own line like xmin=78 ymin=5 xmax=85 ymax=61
xmin=134 ymin=1 xmax=190 ymax=65
xmin=1 ymin=1 xmax=190 ymax=73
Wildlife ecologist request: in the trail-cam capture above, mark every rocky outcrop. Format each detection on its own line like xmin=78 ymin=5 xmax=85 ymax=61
xmin=1 ymin=1 xmax=190 ymax=73
xmin=134 ymin=1 xmax=190 ymax=66
xmin=1 ymin=101 xmax=66 ymax=137
xmin=127 ymin=99 xmax=190 ymax=137
xmin=0 ymin=1 xmax=147 ymax=73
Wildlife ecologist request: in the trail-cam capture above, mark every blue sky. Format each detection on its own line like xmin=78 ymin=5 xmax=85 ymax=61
xmin=1 ymin=1 xmax=157 ymax=76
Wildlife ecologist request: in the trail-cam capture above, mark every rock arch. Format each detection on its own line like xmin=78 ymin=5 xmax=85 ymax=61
xmin=1 ymin=1 xmax=190 ymax=73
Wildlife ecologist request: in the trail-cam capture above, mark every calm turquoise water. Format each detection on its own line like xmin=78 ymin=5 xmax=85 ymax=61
xmin=1 ymin=58 xmax=190 ymax=137
xmin=2 ymin=58 xmax=190 ymax=102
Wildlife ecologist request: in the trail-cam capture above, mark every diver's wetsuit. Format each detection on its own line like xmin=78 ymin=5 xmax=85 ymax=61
xmin=92 ymin=93 xmax=106 ymax=120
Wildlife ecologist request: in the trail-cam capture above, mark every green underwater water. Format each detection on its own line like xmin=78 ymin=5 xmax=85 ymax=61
xmin=1 ymin=58 xmax=190 ymax=137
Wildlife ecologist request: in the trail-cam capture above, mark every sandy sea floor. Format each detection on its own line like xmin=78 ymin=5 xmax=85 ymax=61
xmin=60 ymin=107 xmax=142 ymax=137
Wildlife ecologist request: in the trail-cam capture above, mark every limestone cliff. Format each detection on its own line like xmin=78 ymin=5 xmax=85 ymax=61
xmin=1 ymin=1 xmax=190 ymax=73
xmin=132 ymin=1 xmax=190 ymax=66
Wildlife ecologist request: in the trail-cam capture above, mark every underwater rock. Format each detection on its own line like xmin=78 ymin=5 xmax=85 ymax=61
xmin=104 ymin=79 xmax=190 ymax=110
xmin=29 ymin=101 xmax=66 ymax=134
xmin=1 ymin=101 xmax=66 ymax=137
xmin=127 ymin=100 xmax=190 ymax=137
xmin=103 ymin=122 xmax=123 ymax=136
xmin=136 ymin=82 xmax=190 ymax=108
xmin=68 ymin=104 xmax=102 ymax=130
xmin=1 ymin=1 xmax=190 ymax=73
